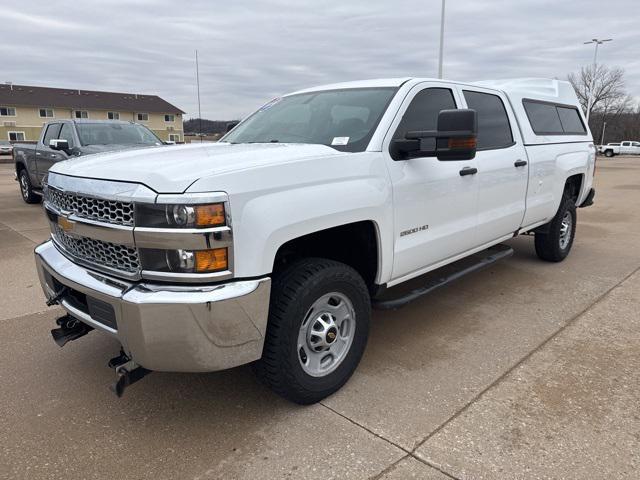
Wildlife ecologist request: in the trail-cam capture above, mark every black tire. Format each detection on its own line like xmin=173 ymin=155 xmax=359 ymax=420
xmin=254 ymin=258 xmax=371 ymax=405
xmin=604 ymin=149 xmax=614 ymax=157
xmin=18 ymin=168 xmax=40 ymax=204
xmin=535 ymin=193 xmax=576 ymax=262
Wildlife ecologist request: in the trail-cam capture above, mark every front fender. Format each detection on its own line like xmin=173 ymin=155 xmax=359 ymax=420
xmin=187 ymin=152 xmax=394 ymax=283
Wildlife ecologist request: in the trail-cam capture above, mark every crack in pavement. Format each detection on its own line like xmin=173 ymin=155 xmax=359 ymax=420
xmin=319 ymin=263 xmax=640 ymax=480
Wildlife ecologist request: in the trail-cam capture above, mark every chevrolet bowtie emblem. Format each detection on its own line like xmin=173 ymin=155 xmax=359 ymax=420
xmin=57 ymin=215 xmax=76 ymax=233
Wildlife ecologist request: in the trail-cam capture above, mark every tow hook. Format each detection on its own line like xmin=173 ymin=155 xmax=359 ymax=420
xmin=50 ymin=314 xmax=93 ymax=347
xmin=108 ymin=349 xmax=152 ymax=398
xmin=46 ymin=286 xmax=68 ymax=306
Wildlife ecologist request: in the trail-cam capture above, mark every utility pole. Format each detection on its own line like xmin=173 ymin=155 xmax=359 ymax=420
xmin=438 ymin=0 xmax=446 ymax=79
xmin=583 ymin=38 xmax=612 ymax=123
xmin=600 ymin=121 xmax=607 ymax=145
xmin=195 ymin=50 xmax=203 ymax=142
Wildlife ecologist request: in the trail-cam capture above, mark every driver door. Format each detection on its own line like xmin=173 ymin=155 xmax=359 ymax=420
xmin=383 ymin=83 xmax=479 ymax=283
xmin=36 ymin=123 xmax=68 ymax=184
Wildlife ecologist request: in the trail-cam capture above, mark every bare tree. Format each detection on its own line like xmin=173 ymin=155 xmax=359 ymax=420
xmin=568 ymin=65 xmax=632 ymax=119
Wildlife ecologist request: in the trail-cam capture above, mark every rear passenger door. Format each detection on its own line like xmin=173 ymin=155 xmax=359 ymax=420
xmin=460 ymin=88 xmax=529 ymax=244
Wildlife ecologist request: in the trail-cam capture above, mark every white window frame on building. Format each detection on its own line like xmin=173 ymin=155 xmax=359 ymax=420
xmin=74 ymin=110 xmax=89 ymax=119
xmin=137 ymin=113 xmax=149 ymax=121
xmin=39 ymin=108 xmax=54 ymax=118
xmin=0 ymin=106 xmax=16 ymax=117
xmin=164 ymin=114 xmax=175 ymax=122
xmin=108 ymin=112 xmax=120 ymax=120
xmin=8 ymin=131 xmax=25 ymax=141
xmin=168 ymin=133 xmax=181 ymax=142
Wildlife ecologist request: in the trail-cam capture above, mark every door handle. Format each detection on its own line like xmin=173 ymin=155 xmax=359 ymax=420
xmin=459 ymin=167 xmax=478 ymax=176
xmin=35 ymin=152 xmax=41 ymax=156
xmin=514 ymin=160 xmax=527 ymax=167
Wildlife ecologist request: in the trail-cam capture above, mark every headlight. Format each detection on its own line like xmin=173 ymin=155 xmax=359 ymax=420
xmin=140 ymin=247 xmax=228 ymax=273
xmin=136 ymin=203 xmax=226 ymax=228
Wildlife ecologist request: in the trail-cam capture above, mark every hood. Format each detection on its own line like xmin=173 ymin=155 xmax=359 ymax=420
xmin=78 ymin=143 xmax=161 ymax=155
xmin=50 ymin=142 xmax=345 ymax=193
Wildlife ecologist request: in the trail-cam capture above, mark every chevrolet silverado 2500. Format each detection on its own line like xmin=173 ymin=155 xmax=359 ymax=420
xmin=35 ymin=78 xmax=596 ymax=404
xmin=598 ymin=140 xmax=640 ymax=157
xmin=14 ymin=119 xmax=163 ymax=203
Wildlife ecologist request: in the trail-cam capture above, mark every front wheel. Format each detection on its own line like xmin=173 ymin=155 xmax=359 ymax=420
xmin=604 ymin=150 xmax=614 ymax=157
xmin=535 ymin=193 xmax=576 ymax=262
xmin=18 ymin=169 xmax=40 ymax=204
xmin=254 ymin=258 xmax=371 ymax=404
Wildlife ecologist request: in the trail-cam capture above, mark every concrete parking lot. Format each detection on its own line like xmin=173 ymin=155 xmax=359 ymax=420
xmin=1 ymin=157 xmax=639 ymax=479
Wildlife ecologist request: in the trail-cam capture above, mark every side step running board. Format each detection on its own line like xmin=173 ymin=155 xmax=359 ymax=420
xmin=373 ymin=244 xmax=514 ymax=310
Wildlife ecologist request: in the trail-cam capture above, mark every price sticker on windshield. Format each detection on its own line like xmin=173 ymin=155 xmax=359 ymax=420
xmin=331 ymin=137 xmax=350 ymax=146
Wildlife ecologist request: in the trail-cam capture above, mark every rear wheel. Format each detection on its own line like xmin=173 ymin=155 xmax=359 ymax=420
xmin=254 ymin=258 xmax=370 ymax=404
xmin=18 ymin=169 xmax=40 ymax=204
xmin=535 ymin=193 xmax=576 ymax=262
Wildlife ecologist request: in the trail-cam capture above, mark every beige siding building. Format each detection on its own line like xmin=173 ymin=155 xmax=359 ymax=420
xmin=0 ymin=83 xmax=184 ymax=143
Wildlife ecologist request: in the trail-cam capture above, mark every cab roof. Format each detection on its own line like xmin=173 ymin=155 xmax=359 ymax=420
xmin=290 ymin=77 xmax=579 ymax=106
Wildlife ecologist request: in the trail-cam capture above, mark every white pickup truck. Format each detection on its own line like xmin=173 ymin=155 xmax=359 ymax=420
xmin=35 ymin=77 xmax=596 ymax=403
xmin=598 ymin=141 xmax=640 ymax=157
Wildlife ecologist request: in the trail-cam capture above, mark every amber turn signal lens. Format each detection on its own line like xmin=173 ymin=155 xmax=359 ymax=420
xmin=195 ymin=248 xmax=228 ymax=272
xmin=448 ymin=137 xmax=477 ymax=149
xmin=195 ymin=203 xmax=225 ymax=227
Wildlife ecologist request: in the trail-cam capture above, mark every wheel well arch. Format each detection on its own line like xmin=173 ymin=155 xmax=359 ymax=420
xmin=564 ymin=174 xmax=583 ymax=203
xmin=15 ymin=160 xmax=26 ymax=175
xmin=272 ymin=220 xmax=381 ymax=292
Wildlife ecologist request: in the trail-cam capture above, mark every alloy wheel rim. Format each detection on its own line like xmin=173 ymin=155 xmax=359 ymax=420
xmin=20 ymin=174 xmax=29 ymax=199
xmin=559 ymin=211 xmax=572 ymax=250
xmin=297 ymin=292 xmax=355 ymax=377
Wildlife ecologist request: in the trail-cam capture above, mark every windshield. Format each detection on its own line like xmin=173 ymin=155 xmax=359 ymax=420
xmin=76 ymin=123 xmax=162 ymax=146
xmin=222 ymin=87 xmax=398 ymax=152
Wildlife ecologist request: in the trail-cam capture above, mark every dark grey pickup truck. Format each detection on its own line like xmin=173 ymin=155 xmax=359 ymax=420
xmin=14 ymin=119 xmax=164 ymax=203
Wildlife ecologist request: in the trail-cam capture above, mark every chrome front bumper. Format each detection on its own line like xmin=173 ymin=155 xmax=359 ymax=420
xmin=35 ymin=240 xmax=271 ymax=372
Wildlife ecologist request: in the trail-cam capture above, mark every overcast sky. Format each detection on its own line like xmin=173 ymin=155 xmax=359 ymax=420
xmin=2 ymin=0 xmax=638 ymax=119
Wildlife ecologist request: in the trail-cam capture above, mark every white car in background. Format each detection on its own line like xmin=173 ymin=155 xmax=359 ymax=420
xmin=0 ymin=140 xmax=13 ymax=156
xmin=598 ymin=141 xmax=640 ymax=157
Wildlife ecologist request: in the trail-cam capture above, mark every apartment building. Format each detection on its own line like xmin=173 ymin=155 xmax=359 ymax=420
xmin=0 ymin=83 xmax=184 ymax=143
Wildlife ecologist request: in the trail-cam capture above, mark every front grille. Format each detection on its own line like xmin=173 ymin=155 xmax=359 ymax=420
xmin=46 ymin=187 xmax=134 ymax=226
xmin=53 ymin=224 xmax=140 ymax=273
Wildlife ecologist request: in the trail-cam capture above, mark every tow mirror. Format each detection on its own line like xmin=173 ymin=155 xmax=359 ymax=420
xmin=390 ymin=109 xmax=477 ymax=161
xmin=49 ymin=139 xmax=70 ymax=152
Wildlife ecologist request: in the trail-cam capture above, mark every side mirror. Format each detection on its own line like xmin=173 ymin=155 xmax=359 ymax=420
xmin=49 ymin=139 xmax=69 ymax=152
xmin=390 ymin=109 xmax=477 ymax=161
xmin=226 ymin=121 xmax=240 ymax=132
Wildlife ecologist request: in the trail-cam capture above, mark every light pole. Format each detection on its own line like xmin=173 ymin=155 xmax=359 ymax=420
xmin=438 ymin=0 xmax=446 ymax=79
xmin=583 ymin=38 xmax=612 ymax=123
xmin=600 ymin=121 xmax=607 ymax=145
xmin=195 ymin=50 xmax=203 ymax=142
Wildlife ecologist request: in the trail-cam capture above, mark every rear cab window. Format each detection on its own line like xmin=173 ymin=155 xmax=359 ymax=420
xmin=522 ymin=100 xmax=586 ymax=135
xmin=462 ymin=90 xmax=514 ymax=150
